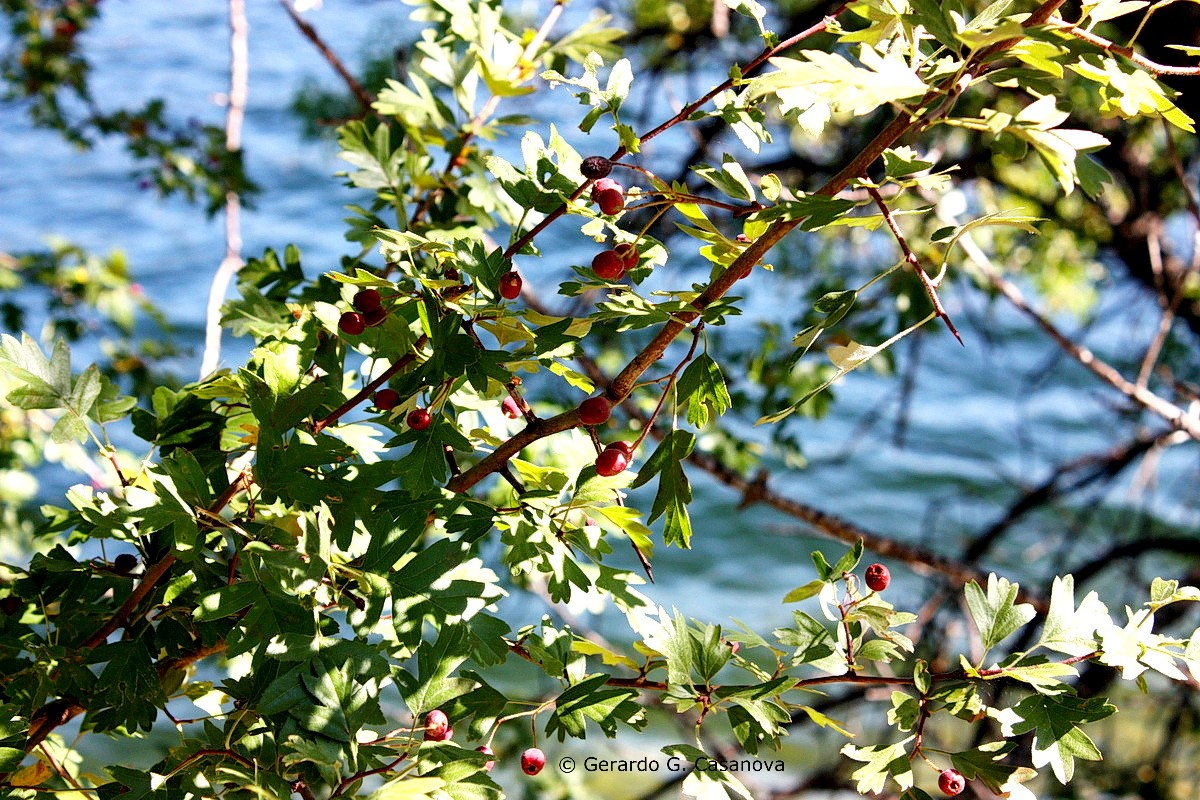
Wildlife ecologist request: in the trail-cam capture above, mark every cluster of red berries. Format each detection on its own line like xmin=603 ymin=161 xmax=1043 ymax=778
xmin=596 ymin=441 xmax=633 ymax=476
xmin=371 ymin=389 xmax=431 ymax=430
xmin=338 ymin=288 xmax=388 ymax=335
xmin=590 ymin=177 xmax=626 ymax=216
xmin=574 ymin=396 xmax=632 ymax=475
xmin=420 ymin=711 xmax=544 ymax=776
xmin=591 ymin=242 xmax=639 ymax=281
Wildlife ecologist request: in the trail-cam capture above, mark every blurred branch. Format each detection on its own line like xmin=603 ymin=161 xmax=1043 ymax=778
xmin=972 ymin=257 xmax=1200 ymax=440
xmin=962 ymin=428 xmax=1176 ymax=563
xmin=200 ymin=0 xmax=249 ymax=378
xmin=278 ymin=0 xmax=375 ymax=112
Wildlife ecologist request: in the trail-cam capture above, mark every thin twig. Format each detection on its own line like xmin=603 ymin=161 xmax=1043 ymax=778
xmin=865 ymin=184 xmax=963 ymax=344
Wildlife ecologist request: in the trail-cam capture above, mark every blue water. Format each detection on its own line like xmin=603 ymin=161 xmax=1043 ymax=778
xmin=3 ymin=1 xmax=1198 ymax=646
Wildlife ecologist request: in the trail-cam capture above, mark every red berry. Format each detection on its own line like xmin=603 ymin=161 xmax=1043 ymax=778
xmin=521 ymin=747 xmax=546 ymax=776
xmin=591 ymin=250 xmax=625 ymax=280
xmin=339 ymin=311 xmax=366 ymax=336
xmin=0 ymin=596 xmax=19 ymax=617
xmin=424 ymin=710 xmax=449 ymax=740
xmin=363 ymin=307 xmax=388 ymax=327
xmin=596 ymin=447 xmax=629 ymax=477
xmin=613 ymin=242 xmax=639 ymax=268
xmin=502 ymin=396 xmax=521 ymax=419
xmin=592 ymin=178 xmax=622 ymax=196
xmin=606 ymin=441 xmax=634 ymax=458
xmin=596 ymin=189 xmax=625 ymax=216
xmin=374 ymin=389 xmax=400 ymax=410
xmin=407 ymin=408 xmax=432 ymax=431
xmin=864 ymin=563 xmax=890 ymax=592
xmin=938 ymin=769 xmax=965 ymax=796
xmin=353 ymin=288 xmax=382 ymax=312
xmin=499 ymin=271 xmax=522 ymax=300
xmin=581 ymin=156 xmax=613 ymax=179
xmin=578 ymin=397 xmax=612 ymax=426
xmin=444 ymin=268 xmax=460 ymax=281
xmin=476 ymin=745 xmax=495 ymax=771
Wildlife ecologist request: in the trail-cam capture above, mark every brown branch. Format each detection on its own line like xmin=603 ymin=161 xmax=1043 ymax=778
xmin=1056 ymin=23 xmax=1200 ymax=76
xmin=278 ymin=0 xmax=375 ymax=111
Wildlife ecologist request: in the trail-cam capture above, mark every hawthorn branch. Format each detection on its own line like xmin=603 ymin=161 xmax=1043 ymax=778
xmin=311 ymin=335 xmax=428 ymax=433
xmin=1055 ymin=23 xmax=1200 ymax=76
xmin=500 ymin=7 xmax=844 ymax=261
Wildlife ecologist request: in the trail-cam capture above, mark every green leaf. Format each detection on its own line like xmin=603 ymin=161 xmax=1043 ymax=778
xmin=841 ymin=738 xmax=914 ymax=794
xmin=749 ymin=47 xmax=928 ymax=135
xmin=950 ymin=741 xmax=1036 ymax=795
xmin=676 ymin=354 xmax=732 ymax=428
xmin=629 ymin=430 xmax=695 ymax=547
xmin=965 ymin=574 xmax=1036 ymax=656
xmin=1037 ymin=575 xmax=1110 ymax=656
xmin=692 ymin=156 xmax=756 ymax=202
xmin=544 ymin=673 xmax=643 ymax=739
xmin=1010 ymin=694 xmax=1115 ymax=783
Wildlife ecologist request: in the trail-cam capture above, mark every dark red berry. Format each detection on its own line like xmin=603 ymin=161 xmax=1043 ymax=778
xmin=363 ymin=307 xmax=388 ymax=327
xmin=112 ymin=554 xmax=138 ymax=575
xmin=613 ymin=242 xmax=639 ymax=268
xmin=938 ymin=769 xmax=965 ymax=796
xmin=407 ymin=408 xmax=432 ymax=431
xmin=501 ymin=396 xmax=521 ymax=419
xmin=581 ymin=156 xmax=613 ymax=180
xmin=476 ymin=745 xmax=495 ymax=771
xmin=339 ymin=311 xmax=366 ymax=336
xmin=864 ymin=563 xmax=890 ymax=592
xmin=499 ymin=271 xmax=522 ymax=300
xmin=596 ymin=447 xmax=629 ymax=477
xmin=374 ymin=389 xmax=400 ymax=410
xmin=444 ymin=268 xmax=460 ymax=281
xmin=0 ymin=596 xmax=21 ymax=617
xmin=521 ymin=747 xmax=546 ymax=776
xmin=353 ymin=288 xmax=382 ymax=312
xmin=596 ymin=189 xmax=625 ymax=216
xmin=424 ymin=710 xmax=449 ymax=740
xmin=592 ymin=250 xmax=625 ymax=280
xmin=578 ymin=397 xmax=612 ymax=426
